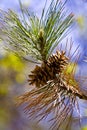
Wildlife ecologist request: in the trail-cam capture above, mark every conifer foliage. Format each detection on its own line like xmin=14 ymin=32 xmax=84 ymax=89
xmin=0 ymin=0 xmax=87 ymax=130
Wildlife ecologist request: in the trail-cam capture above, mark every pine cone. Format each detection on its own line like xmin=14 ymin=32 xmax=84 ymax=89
xmin=28 ymin=51 xmax=68 ymax=87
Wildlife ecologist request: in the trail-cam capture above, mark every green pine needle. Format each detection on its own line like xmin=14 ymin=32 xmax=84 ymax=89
xmin=0 ymin=0 xmax=74 ymax=62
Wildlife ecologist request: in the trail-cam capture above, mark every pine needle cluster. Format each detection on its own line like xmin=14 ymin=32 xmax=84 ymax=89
xmin=0 ymin=0 xmax=73 ymax=62
xmin=0 ymin=0 xmax=87 ymax=130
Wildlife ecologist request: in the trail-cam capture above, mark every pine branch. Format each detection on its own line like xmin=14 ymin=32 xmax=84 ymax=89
xmin=0 ymin=0 xmax=74 ymax=62
xmin=2 ymin=1 xmax=87 ymax=129
xmin=16 ymin=39 xmax=87 ymax=130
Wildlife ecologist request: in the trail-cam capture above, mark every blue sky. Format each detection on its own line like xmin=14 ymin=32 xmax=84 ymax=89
xmin=0 ymin=0 xmax=87 ymax=13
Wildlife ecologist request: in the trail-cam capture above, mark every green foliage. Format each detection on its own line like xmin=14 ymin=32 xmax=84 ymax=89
xmin=82 ymin=126 xmax=87 ymax=130
xmin=0 ymin=53 xmax=26 ymax=96
xmin=63 ymin=63 xmax=78 ymax=86
xmin=0 ymin=0 xmax=74 ymax=62
xmin=0 ymin=53 xmax=25 ymax=71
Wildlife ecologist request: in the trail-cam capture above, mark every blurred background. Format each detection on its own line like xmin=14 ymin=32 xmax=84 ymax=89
xmin=0 ymin=0 xmax=87 ymax=130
